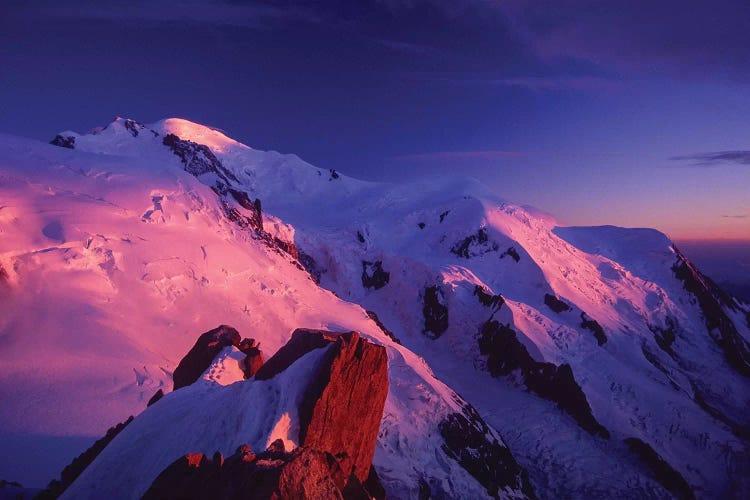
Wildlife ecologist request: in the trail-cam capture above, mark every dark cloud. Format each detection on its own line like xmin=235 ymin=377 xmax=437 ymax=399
xmin=8 ymin=0 xmax=749 ymax=82
xmin=670 ymin=151 xmax=750 ymax=167
xmin=4 ymin=0 xmax=320 ymax=26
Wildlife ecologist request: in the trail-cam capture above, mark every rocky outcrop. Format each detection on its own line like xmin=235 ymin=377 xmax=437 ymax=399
xmin=272 ymin=236 xmax=300 ymax=260
xmin=362 ymin=260 xmax=390 ymax=290
xmin=241 ymin=341 xmax=265 ymax=378
xmin=474 ymin=286 xmax=504 ymax=311
xmin=144 ymin=442 xmax=380 ymax=500
xmin=163 ymin=133 xmax=266 ymax=234
xmin=297 ymin=332 xmax=388 ymax=484
xmin=367 ymin=309 xmax=402 ymax=345
xmin=213 ymin=187 xmax=263 ymax=232
xmin=544 ymin=293 xmax=570 ymax=313
xmin=0 ymin=264 xmax=8 ymax=287
xmin=123 ymin=118 xmax=145 ymax=137
xmin=649 ymin=317 xmax=677 ymax=355
xmin=147 ymin=329 xmax=388 ymax=498
xmin=37 ymin=417 xmax=134 ymax=499
xmin=163 ymin=133 xmax=238 ymax=184
xmin=451 ymin=228 xmax=499 ymax=258
xmin=672 ymin=245 xmax=750 ymax=377
xmin=256 ymin=329 xmax=388 ymax=485
xmin=226 ymin=188 xmax=264 ymax=232
xmin=173 ymin=325 xmax=265 ymax=389
xmin=500 ymin=246 xmax=520 ymax=262
xmin=299 ymin=251 xmax=323 ymax=284
xmin=254 ymin=329 xmax=339 ymax=381
xmin=580 ymin=312 xmax=607 ymax=345
xmin=147 ymin=389 xmax=164 ymax=407
xmin=624 ymin=437 xmax=694 ymax=500
xmin=423 ymin=285 xmax=449 ymax=338
xmin=50 ymin=134 xmax=76 ymax=149
xmin=479 ymin=320 xmax=609 ymax=438
xmin=173 ymin=325 xmax=242 ymax=390
xmin=440 ymin=399 xmax=536 ymax=499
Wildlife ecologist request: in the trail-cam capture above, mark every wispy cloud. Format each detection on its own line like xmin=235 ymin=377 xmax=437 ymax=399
xmin=722 ymin=214 xmax=748 ymax=219
xmin=670 ymin=151 xmax=750 ymax=167
xmin=486 ymin=76 xmax=622 ymax=91
xmin=390 ymin=150 xmax=586 ymax=162
xmin=399 ymin=72 xmax=622 ymax=91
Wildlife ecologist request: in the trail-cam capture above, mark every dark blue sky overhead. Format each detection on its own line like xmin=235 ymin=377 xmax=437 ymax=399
xmin=1 ymin=0 xmax=749 ymax=239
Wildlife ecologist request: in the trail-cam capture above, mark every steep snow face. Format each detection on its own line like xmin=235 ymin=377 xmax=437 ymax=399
xmin=2 ymin=117 xmax=749 ymax=497
xmin=295 ymin=193 xmax=750 ymax=497
xmin=0 ymin=128 xmax=523 ymax=499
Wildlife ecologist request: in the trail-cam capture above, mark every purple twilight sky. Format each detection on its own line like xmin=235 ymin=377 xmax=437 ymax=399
xmin=1 ymin=0 xmax=749 ymax=240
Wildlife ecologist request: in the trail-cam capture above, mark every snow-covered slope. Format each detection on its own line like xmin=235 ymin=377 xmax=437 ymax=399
xmin=2 ymin=117 xmax=749 ymax=498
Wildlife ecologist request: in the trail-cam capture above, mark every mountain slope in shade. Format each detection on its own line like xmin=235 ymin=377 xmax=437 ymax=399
xmin=1 ymin=117 xmax=748 ymax=498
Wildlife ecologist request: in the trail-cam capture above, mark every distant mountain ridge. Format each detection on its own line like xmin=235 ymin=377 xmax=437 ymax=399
xmin=0 ymin=117 xmax=748 ymax=498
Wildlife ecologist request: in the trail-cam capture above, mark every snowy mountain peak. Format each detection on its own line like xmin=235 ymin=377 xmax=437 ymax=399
xmin=2 ymin=118 xmax=749 ymax=497
xmin=153 ymin=118 xmax=249 ymax=154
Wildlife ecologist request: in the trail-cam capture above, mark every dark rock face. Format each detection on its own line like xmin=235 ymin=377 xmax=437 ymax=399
xmin=299 ymin=251 xmax=323 ymax=284
xmin=37 ymin=417 xmax=134 ymax=499
xmin=417 ymin=222 xmax=426 ymax=229
xmin=272 ymin=236 xmax=299 ymax=260
xmin=163 ymin=133 xmax=266 ymax=235
xmin=123 ymin=118 xmax=144 ymax=137
xmin=242 ymin=345 xmax=265 ymax=378
xmin=440 ymin=400 xmax=536 ymax=499
xmin=50 ymin=135 xmax=75 ymax=149
xmin=500 ymin=247 xmax=520 ymax=262
xmin=672 ymin=245 xmax=750 ymax=377
xmin=474 ymin=285 xmax=504 ymax=311
xmin=624 ymin=438 xmax=694 ymax=500
xmin=212 ymin=186 xmax=264 ymax=233
xmin=357 ymin=231 xmax=365 ymax=243
xmin=226 ymin=188 xmax=264 ymax=232
xmin=296 ymin=331 xmax=389 ymax=484
xmin=172 ymin=325 xmax=265 ymax=387
xmin=479 ymin=320 xmax=609 ymax=438
xmin=649 ymin=317 xmax=677 ymax=355
xmin=143 ymin=443 xmax=379 ymax=500
xmin=163 ymin=133 xmax=316 ymax=269
xmin=500 ymin=246 xmax=521 ymax=262
xmin=544 ymin=293 xmax=571 ymax=313
xmin=0 ymin=264 xmax=8 ymax=287
xmin=147 ymin=389 xmax=164 ymax=407
xmin=580 ymin=312 xmax=607 ymax=346
xmin=451 ymin=228 xmax=499 ymax=258
xmin=329 ymin=169 xmax=340 ymax=180
xmin=439 ymin=210 xmax=450 ymax=223
xmin=418 ymin=478 xmax=431 ymax=499
xmin=163 ymin=133 xmax=238 ymax=184
xmin=423 ymin=285 xmax=449 ymax=338
xmin=362 ymin=260 xmax=390 ymax=290
xmin=257 ymin=329 xmax=388 ymax=484
xmin=172 ymin=325 xmax=242 ymax=390
xmin=254 ymin=329 xmax=340 ymax=381
xmin=366 ymin=310 xmax=402 ymax=344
